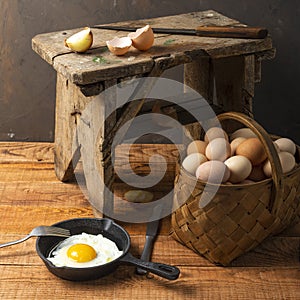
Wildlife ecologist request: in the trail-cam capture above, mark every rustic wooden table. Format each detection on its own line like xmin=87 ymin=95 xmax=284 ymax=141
xmin=32 ymin=10 xmax=275 ymax=215
xmin=0 ymin=142 xmax=299 ymax=299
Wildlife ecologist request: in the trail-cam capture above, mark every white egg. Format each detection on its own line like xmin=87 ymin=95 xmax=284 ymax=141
xmin=230 ymin=128 xmax=257 ymax=141
xmin=47 ymin=233 xmax=123 ymax=268
xmin=196 ymin=160 xmax=230 ymax=184
xmin=224 ymin=155 xmax=252 ymax=183
xmin=263 ymin=151 xmax=296 ymax=177
xmin=205 ymin=138 xmax=231 ymax=161
xmin=204 ymin=127 xmax=228 ymax=143
xmin=274 ymin=138 xmax=296 ymax=155
xmin=230 ymin=137 xmax=246 ymax=156
xmin=182 ymin=153 xmax=207 ymax=175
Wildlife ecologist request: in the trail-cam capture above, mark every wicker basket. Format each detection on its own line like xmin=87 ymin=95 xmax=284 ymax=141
xmin=170 ymin=112 xmax=300 ymax=265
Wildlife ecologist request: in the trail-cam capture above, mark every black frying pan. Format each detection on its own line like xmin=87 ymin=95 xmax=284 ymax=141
xmin=36 ymin=218 xmax=180 ymax=281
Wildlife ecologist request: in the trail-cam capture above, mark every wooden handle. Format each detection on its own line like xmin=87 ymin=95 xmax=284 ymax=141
xmin=195 ymin=26 xmax=268 ymax=39
xmin=217 ymin=112 xmax=283 ymax=215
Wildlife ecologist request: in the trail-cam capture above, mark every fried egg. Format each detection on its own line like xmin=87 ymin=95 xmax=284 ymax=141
xmin=47 ymin=232 xmax=123 ymax=268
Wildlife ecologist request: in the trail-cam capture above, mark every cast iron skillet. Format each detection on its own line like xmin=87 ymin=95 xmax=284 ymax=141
xmin=36 ymin=218 xmax=180 ymax=281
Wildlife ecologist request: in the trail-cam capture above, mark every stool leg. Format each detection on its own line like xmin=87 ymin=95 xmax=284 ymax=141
xmin=184 ymin=56 xmax=214 ymax=104
xmin=184 ymin=57 xmax=214 ymax=139
xmin=54 ymin=73 xmax=89 ymax=182
xmin=184 ymin=55 xmax=256 ymax=134
xmin=76 ymin=79 xmax=117 ymax=218
xmin=212 ymin=55 xmax=255 ymax=116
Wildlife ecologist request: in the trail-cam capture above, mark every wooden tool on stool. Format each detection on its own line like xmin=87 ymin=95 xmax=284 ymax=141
xmin=93 ymin=25 xmax=268 ymax=39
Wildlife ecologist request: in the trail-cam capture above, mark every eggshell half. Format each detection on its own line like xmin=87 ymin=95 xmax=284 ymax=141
xmin=106 ymin=36 xmax=132 ymax=55
xmin=128 ymin=25 xmax=154 ymax=51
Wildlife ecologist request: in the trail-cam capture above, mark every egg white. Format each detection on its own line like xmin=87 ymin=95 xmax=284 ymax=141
xmin=47 ymin=232 xmax=123 ymax=268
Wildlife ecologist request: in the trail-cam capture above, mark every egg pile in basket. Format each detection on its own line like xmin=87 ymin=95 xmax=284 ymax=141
xmin=170 ymin=112 xmax=300 ymax=265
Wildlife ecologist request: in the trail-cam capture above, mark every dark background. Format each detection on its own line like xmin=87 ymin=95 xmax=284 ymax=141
xmin=1 ymin=0 xmax=299 ymax=143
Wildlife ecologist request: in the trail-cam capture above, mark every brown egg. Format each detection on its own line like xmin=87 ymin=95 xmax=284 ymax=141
xmin=224 ymin=155 xmax=252 ymax=183
xmin=248 ymin=164 xmax=266 ymax=181
xmin=204 ymin=127 xmax=228 ymax=143
xmin=128 ymin=25 xmax=154 ymax=51
xmin=187 ymin=140 xmax=208 ymax=156
xmin=236 ymin=138 xmax=267 ymax=166
xmin=263 ymin=151 xmax=296 ymax=177
xmin=205 ymin=138 xmax=231 ymax=161
xmin=196 ymin=160 xmax=230 ymax=184
xmin=230 ymin=137 xmax=246 ymax=156
xmin=106 ymin=36 xmax=132 ymax=55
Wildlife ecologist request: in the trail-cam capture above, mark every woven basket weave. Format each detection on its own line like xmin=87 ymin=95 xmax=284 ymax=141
xmin=170 ymin=112 xmax=300 ymax=265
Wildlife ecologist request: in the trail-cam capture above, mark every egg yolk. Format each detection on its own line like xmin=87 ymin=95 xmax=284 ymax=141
xmin=67 ymin=243 xmax=97 ymax=263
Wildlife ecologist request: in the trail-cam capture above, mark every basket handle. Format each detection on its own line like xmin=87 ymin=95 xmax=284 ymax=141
xmin=217 ymin=112 xmax=284 ymax=215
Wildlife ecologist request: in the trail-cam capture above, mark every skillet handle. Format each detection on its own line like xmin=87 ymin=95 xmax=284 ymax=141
xmin=120 ymin=252 xmax=180 ymax=280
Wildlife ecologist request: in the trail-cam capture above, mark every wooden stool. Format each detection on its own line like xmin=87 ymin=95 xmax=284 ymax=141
xmin=32 ymin=10 xmax=274 ymax=216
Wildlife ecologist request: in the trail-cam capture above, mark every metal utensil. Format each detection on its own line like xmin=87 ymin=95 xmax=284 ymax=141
xmin=136 ymin=202 xmax=164 ymax=275
xmin=0 ymin=226 xmax=70 ymax=248
xmin=136 ymin=219 xmax=160 ymax=275
xmin=36 ymin=218 xmax=180 ymax=281
xmin=92 ymin=24 xmax=268 ymax=39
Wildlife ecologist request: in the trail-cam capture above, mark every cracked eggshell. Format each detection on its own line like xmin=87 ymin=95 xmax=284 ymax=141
xmin=128 ymin=25 xmax=154 ymax=51
xmin=106 ymin=36 xmax=132 ymax=55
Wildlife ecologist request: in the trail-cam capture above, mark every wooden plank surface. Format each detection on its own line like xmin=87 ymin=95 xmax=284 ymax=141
xmin=0 ymin=142 xmax=299 ymax=300
xmin=32 ymin=10 xmax=273 ymax=85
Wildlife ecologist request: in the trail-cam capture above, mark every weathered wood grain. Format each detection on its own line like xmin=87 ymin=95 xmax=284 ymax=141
xmin=32 ymin=10 xmax=274 ymax=85
xmin=54 ymin=73 xmax=89 ymax=181
xmin=0 ymin=265 xmax=299 ymax=300
xmin=0 ymin=141 xmax=299 ymax=300
xmin=32 ymin=10 xmax=274 ymax=189
xmin=1 ymin=234 xmax=298 ymax=268
xmin=0 ymin=142 xmax=53 ymax=163
xmin=0 ymin=163 xmax=56 ymax=182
